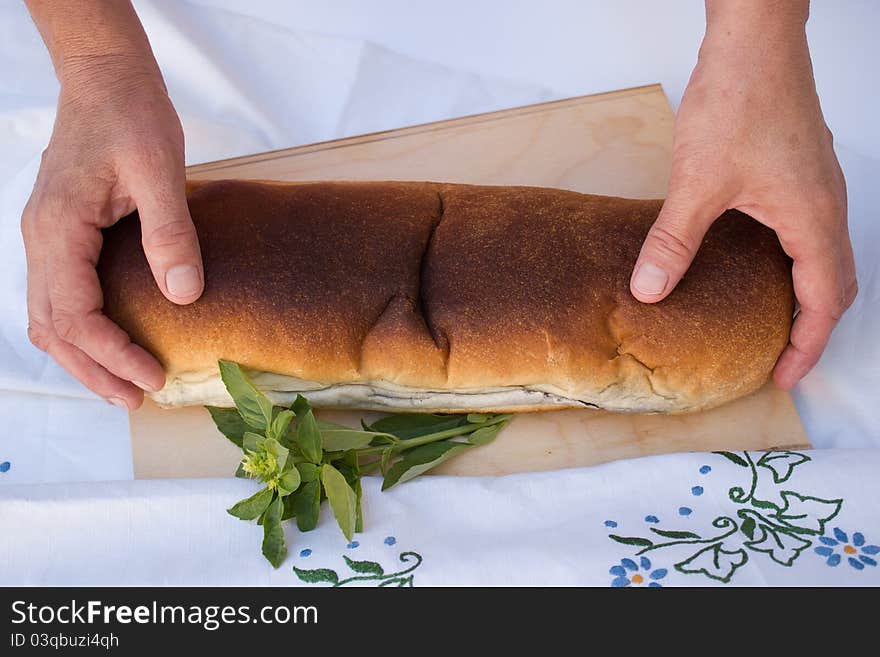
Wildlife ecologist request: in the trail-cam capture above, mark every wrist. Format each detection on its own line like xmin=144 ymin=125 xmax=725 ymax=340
xmin=704 ymin=0 xmax=808 ymax=47
xmin=59 ymin=53 xmax=167 ymax=106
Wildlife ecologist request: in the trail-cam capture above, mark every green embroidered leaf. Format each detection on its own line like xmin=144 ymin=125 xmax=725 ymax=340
xmin=757 ymin=451 xmax=811 ymax=484
xmin=378 ymin=576 xmax=414 ymax=587
xmin=773 ymin=491 xmax=842 ymax=535
xmin=293 ymin=396 xmax=322 ymax=464
xmin=218 ymin=360 xmax=274 ymax=431
xmin=713 ymin=451 xmax=749 ymax=467
xmin=382 ymin=441 xmax=473 ymax=490
xmin=227 ymin=486 xmax=274 ymax=520
xmin=740 ymin=516 xmax=757 ymax=540
xmin=261 ymin=496 xmax=286 ymax=568
xmin=293 ymin=566 xmax=339 ymax=585
xmin=675 ymin=543 xmax=748 ymax=583
xmin=608 ymin=535 xmax=654 ymax=548
xmin=343 ymin=555 xmax=384 ymax=576
xmin=745 ymin=524 xmax=812 ymax=566
xmin=321 ymin=464 xmax=357 ymax=541
xmin=367 ymin=413 xmax=470 ymax=440
xmin=650 ymin=528 xmax=701 ymax=539
xmin=290 ymin=480 xmax=321 ymax=532
xmin=751 ymin=497 xmax=780 ymax=510
xmin=206 ymin=406 xmax=249 ymax=448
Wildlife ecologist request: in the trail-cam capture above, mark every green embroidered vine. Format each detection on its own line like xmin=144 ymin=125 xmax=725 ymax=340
xmin=607 ymin=450 xmax=842 ymax=583
xmin=294 ymin=551 xmax=423 ymax=587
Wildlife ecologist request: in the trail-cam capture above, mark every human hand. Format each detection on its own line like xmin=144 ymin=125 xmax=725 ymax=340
xmin=21 ymin=55 xmax=203 ymax=409
xmin=629 ymin=1 xmax=856 ymax=391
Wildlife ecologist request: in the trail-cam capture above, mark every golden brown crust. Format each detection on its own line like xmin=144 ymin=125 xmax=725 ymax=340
xmin=97 ymin=180 xmax=793 ymax=413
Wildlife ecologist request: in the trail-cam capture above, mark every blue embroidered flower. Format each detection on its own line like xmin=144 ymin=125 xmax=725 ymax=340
xmin=609 ymin=556 xmax=668 ymax=587
xmin=814 ymin=527 xmax=879 ymax=569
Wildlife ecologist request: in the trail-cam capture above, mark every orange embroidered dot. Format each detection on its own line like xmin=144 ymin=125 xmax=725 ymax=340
xmin=844 ymin=545 xmax=857 ymax=555
xmin=632 ymin=574 xmax=644 ymax=584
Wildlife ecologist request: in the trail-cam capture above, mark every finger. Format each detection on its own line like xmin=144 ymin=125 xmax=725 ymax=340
xmin=772 ymin=308 xmax=836 ymax=390
xmin=772 ymin=229 xmax=857 ymax=390
xmin=630 ymin=188 xmax=724 ymax=303
xmin=134 ymin=161 xmax=204 ymax=304
xmin=46 ymin=334 xmax=145 ymax=410
xmin=24 ymin=237 xmax=145 ymax=409
xmin=46 ymin=225 xmax=166 ymax=392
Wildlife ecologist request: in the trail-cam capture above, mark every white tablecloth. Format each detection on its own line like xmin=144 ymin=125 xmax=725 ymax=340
xmin=0 ymin=0 xmax=877 ymax=585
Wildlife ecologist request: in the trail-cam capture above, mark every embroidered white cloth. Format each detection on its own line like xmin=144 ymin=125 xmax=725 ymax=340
xmin=2 ymin=449 xmax=879 ymax=586
xmin=0 ymin=1 xmax=878 ymax=586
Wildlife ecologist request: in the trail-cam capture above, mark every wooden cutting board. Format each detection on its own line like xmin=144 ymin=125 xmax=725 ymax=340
xmin=131 ymin=84 xmax=809 ymax=479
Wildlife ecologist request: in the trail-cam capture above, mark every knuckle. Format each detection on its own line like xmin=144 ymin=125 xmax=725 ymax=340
xmin=647 ymin=223 xmax=699 ymax=262
xmin=143 ymin=219 xmax=196 ymax=251
xmin=27 ymin=322 xmax=51 ymax=352
xmin=52 ymin=310 xmax=81 ymax=344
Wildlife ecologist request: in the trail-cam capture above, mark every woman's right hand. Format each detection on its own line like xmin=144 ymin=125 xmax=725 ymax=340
xmin=21 ymin=54 xmax=204 ymax=410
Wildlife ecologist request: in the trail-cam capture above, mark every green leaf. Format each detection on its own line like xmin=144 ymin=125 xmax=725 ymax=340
xmin=354 ymin=476 xmax=363 ymax=533
xmin=741 ymin=516 xmax=757 ymax=540
xmin=675 ymin=543 xmax=748 ymax=583
xmin=608 ymin=535 xmax=654 ymax=548
xmin=270 ymin=410 xmax=295 ymax=443
xmin=321 ymin=464 xmax=357 ymax=541
xmin=466 ymin=413 xmax=491 ymax=424
xmin=321 ymin=428 xmax=393 ymax=451
xmin=293 ymin=566 xmax=339 ymax=585
xmin=757 ymin=451 xmax=811 ymax=484
xmin=227 ymin=486 xmax=274 ymax=520
xmin=242 ymin=432 xmax=265 ymax=453
xmin=649 ymin=528 xmax=701 ymax=539
xmin=234 ymin=463 xmax=249 ymax=479
xmin=218 ymin=360 xmax=274 ymax=431
xmin=205 ymin=406 xmax=249 ymax=448
xmin=291 ymin=480 xmax=321 ymax=532
xmin=468 ymin=423 xmax=504 ymax=446
xmin=367 ymin=413 xmax=470 ymax=440
xmin=261 ymin=496 xmax=286 ymax=568
xmin=277 ymin=468 xmax=302 ymax=496
xmin=264 ymin=437 xmax=289 ymax=473
xmin=293 ymin=396 xmax=322 ymax=464
xmin=296 ymin=462 xmax=319 ymax=483
xmin=382 ymin=441 xmax=473 ymax=490
xmin=713 ymin=451 xmax=749 ymax=467
xmin=343 ymin=555 xmax=383 ymax=575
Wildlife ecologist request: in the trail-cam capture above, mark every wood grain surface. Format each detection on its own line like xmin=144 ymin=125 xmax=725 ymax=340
xmin=131 ymin=84 xmax=809 ymax=479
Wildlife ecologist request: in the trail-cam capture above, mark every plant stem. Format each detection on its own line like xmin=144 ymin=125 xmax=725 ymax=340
xmin=356 ymin=423 xmax=484 ymax=455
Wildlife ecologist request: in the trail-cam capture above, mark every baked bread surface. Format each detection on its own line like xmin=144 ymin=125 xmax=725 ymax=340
xmin=97 ymin=180 xmax=794 ymax=413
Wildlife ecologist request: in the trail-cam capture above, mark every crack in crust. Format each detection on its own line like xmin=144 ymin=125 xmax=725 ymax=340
xmin=416 ymin=188 xmax=450 ymax=355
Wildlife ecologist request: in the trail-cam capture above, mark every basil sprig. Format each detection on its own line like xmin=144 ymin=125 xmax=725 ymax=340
xmin=208 ymin=359 xmax=512 ymax=568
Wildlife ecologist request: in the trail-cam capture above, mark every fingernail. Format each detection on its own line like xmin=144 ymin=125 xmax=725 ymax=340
xmin=133 ymin=380 xmax=158 ymax=392
xmin=107 ymin=396 xmax=129 ymax=410
xmin=633 ymin=263 xmax=669 ymax=296
xmin=165 ymin=264 xmax=202 ymax=299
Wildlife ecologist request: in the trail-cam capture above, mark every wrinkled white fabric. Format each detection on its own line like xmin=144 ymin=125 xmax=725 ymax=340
xmin=0 ymin=0 xmax=877 ymax=585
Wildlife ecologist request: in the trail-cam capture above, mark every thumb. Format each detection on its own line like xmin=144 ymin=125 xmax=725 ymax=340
xmin=135 ymin=168 xmax=204 ymax=305
xmin=630 ymin=191 xmax=721 ymax=303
